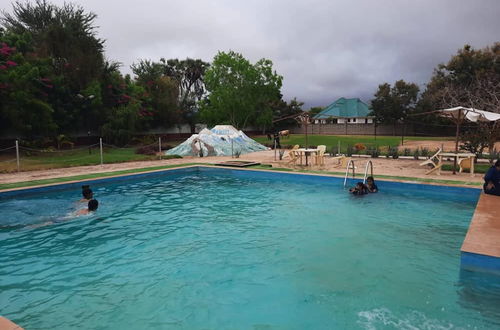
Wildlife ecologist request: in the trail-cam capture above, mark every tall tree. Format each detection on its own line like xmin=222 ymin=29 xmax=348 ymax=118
xmin=131 ymin=57 xmax=209 ymax=130
xmin=2 ymin=0 xmax=105 ymax=90
xmin=131 ymin=59 xmax=180 ymax=128
xmin=165 ymin=58 xmax=209 ymax=132
xmin=370 ymin=80 xmax=419 ymax=135
xmin=270 ymin=97 xmax=304 ymax=129
xmin=0 ymin=30 xmax=57 ymax=137
xmin=200 ymin=50 xmax=282 ymax=129
xmin=422 ymin=43 xmax=500 ymax=155
xmin=308 ymin=106 xmax=324 ymax=117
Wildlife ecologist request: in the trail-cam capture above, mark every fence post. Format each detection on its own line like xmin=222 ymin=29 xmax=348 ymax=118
xmin=338 ymin=141 xmax=341 ymax=155
xmin=99 ymin=138 xmax=103 ymax=165
xmin=159 ymin=137 xmax=162 ymax=160
xmin=231 ymin=139 xmax=234 ymax=158
xmin=15 ymin=140 xmax=20 ymax=172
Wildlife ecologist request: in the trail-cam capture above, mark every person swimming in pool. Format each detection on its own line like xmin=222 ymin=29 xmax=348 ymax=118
xmin=349 ymin=182 xmax=368 ymax=195
xmin=80 ymin=185 xmax=94 ymax=202
xmin=76 ymin=199 xmax=99 ymax=215
xmin=366 ymin=176 xmax=378 ymax=193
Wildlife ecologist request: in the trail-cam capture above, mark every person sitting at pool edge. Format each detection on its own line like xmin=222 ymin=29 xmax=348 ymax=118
xmin=349 ymin=182 xmax=368 ymax=195
xmin=77 ymin=199 xmax=99 ymax=215
xmin=80 ymin=186 xmax=93 ymax=202
xmin=483 ymin=159 xmax=500 ymax=196
xmin=366 ymin=176 xmax=378 ymax=193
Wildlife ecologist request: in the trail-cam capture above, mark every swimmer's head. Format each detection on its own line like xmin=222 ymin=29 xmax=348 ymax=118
xmin=82 ymin=188 xmax=93 ymax=199
xmin=88 ymin=199 xmax=98 ymax=211
xmin=367 ymin=176 xmax=374 ymax=184
xmin=356 ymin=182 xmax=364 ymax=189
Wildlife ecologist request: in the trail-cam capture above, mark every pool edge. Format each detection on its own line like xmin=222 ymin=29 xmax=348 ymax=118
xmin=460 ymin=193 xmax=500 ymax=274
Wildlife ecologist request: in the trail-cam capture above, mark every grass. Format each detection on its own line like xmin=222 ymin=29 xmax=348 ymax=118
xmin=441 ymin=163 xmax=491 ymax=174
xmin=253 ymin=134 xmax=451 ymax=152
xmin=0 ymin=147 xmax=181 ymax=173
xmin=0 ymin=163 xmax=482 ymax=191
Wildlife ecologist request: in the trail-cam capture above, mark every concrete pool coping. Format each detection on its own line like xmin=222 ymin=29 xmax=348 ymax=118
xmin=0 ymin=162 xmax=484 ymax=193
xmin=460 ymin=193 xmax=500 ymax=274
xmin=0 ymin=316 xmax=23 ymax=330
xmin=1 ymin=164 xmax=498 ymax=274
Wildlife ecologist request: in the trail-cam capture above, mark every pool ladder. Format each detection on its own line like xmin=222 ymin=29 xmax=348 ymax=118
xmin=343 ymin=159 xmax=374 ymax=187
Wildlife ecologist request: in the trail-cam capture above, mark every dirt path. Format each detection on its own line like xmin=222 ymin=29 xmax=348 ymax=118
xmin=402 ymin=140 xmax=500 ymax=152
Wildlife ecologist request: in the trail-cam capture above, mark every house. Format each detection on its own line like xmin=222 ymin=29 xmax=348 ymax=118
xmin=313 ymin=98 xmax=373 ymax=124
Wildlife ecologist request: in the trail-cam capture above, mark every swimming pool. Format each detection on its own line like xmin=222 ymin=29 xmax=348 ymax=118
xmin=1 ymin=166 xmax=499 ymax=329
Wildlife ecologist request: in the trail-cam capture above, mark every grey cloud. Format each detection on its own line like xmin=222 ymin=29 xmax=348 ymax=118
xmin=2 ymin=0 xmax=499 ymax=108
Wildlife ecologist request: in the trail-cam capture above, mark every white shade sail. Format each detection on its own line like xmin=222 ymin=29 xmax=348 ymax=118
xmin=437 ymin=106 xmax=500 ymax=122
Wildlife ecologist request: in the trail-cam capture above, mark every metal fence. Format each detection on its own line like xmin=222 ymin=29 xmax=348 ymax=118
xmin=0 ymin=138 xmax=166 ymax=173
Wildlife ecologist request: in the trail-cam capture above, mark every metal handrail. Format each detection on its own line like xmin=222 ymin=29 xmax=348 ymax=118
xmin=343 ymin=159 xmax=355 ymax=187
xmin=363 ymin=160 xmax=373 ymax=184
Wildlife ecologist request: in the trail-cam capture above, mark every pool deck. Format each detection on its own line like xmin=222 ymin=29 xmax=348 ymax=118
xmin=461 ymin=193 xmax=500 ymax=274
xmin=0 ymin=317 xmax=23 ymax=330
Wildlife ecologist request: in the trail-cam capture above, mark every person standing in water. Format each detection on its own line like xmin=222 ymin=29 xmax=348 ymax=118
xmin=366 ymin=176 xmax=378 ymax=193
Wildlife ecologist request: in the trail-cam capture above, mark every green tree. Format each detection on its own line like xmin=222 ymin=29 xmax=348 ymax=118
xmin=308 ymin=106 xmax=324 ymax=117
xmin=2 ymin=0 xmax=105 ymax=90
xmin=131 ymin=59 xmax=180 ymax=129
xmin=421 ymin=43 xmax=500 ymax=156
xmin=370 ymin=80 xmax=419 ymax=135
xmin=200 ymin=51 xmax=283 ymax=129
xmin=0 ymin=30 xmax=57 ymax=137
xmin=270 ymin=97 xmax=304 ymax=129
xmin=165 ymin=58 xmax=209 ymax=132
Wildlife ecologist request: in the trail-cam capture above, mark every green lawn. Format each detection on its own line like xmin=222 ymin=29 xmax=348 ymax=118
xmin=441 ymin=163 xmax=491 ymax=174
xmin=253 ymin=134 xmax=451 ymax=152
xmin=0 ymin=147 xmax=180 ymax=173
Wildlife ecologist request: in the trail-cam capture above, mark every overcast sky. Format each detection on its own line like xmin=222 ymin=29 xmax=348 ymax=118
xmin=2 ymin=0 xmax=499 ymax=108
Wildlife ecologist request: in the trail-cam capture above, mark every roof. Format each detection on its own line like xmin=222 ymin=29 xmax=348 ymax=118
xmin=314 ymin=98 xmax=371 ymax=119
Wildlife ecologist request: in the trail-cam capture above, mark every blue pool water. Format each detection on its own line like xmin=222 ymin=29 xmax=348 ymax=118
xmin=1 ymin=167 xmax=499 ymax=329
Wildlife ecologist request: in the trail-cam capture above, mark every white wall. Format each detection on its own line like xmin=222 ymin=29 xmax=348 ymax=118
xmin=317 ymin=117 xmax=372 ymax=124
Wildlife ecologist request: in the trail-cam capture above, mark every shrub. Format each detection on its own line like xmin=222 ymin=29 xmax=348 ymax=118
xmin=403 ymin=148 xmax=411 ymax=156
xmin=329 ymin=145 xmax=338 ymax=156
xmin=346 ymin=144 xmax=353 ymax=156
xmin=234 ymin=150 xmax=242 ymax=158
xmin=387 ymin=146 xmax=399 ymax=159
xmin=413 ymin=147 xmax=420 ymax=160
xmin=132 ymin=135 xmax=157 ymax=146
xmin=354 ymin=143 xmax=366 ymax=153
xmin=420 ymin=147 xmax=430 ymax=158
xmin=135 ymin=145 xmax=158 ymax=155
xmin=368 ymin=146 xmax=380 ymax=158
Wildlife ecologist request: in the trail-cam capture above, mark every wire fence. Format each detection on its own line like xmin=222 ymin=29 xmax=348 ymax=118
xmin=0 ymin=137 xmax=168 ymax=173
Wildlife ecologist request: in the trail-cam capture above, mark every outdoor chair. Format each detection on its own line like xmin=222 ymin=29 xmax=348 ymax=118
xmin=458 ymin=157 xmax=472 ymax=173
xmin=316 ymin=145 xmax=326 ymax=166
xmin=419 ymin=148 xmax=442 ymax=175
xmin=339 ymin=156 xmax=353 ymax=169
xmin=287 ymin=149 xmax=299 ymax=166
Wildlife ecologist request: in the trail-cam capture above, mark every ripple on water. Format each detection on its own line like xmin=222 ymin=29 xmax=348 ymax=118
xmin=0 ymin=169 xmax=497 ymax=329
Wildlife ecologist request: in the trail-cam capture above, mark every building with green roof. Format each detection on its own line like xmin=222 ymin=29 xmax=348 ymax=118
xmin=313 ymin=97 xmax=373 ymax=124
